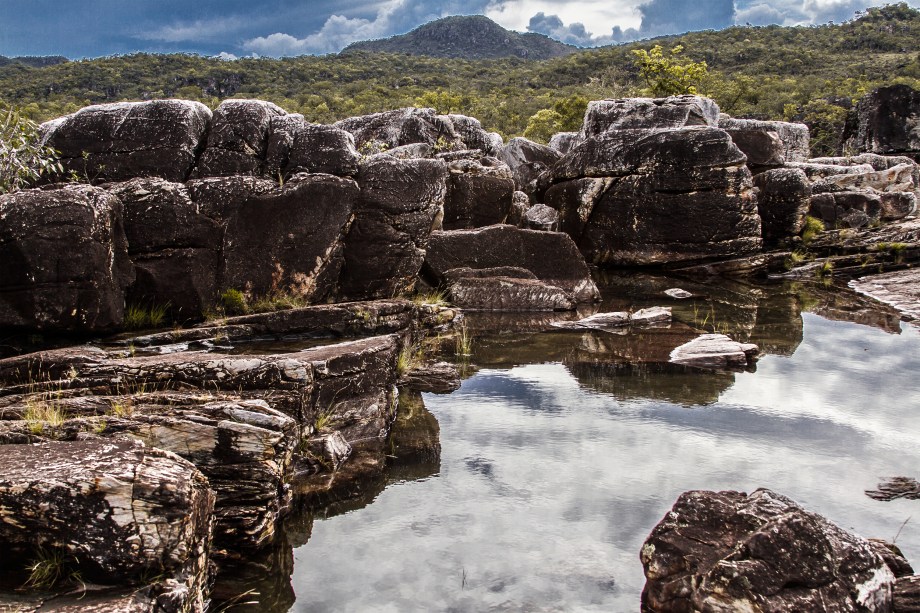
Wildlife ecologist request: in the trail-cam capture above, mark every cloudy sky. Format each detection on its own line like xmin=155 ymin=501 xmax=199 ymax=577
xmin=0 ymin=0 xmax=913 ymax=58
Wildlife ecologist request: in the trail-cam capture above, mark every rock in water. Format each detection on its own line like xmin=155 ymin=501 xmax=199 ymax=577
xmin=669 ymin=333 xmax=759 ymax=369
xmin=543 ymin=126 xmax=762 ymax=266
xmin=0 ymin=185 xmax=134 ymax=331
xmin=642 ymin=488 xmax=896 ymax=612
xmin=40 ymin=100 xmax=211 ymax=182
xmin=424 ymin=224 xmax=600 ymax=303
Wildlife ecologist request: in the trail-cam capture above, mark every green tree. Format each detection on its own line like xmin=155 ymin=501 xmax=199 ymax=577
xmin=413 ymin=89 xmax=474 ymax=114
xmin=523 ymin=108 xmax=563 ymax=143
xmin=0 ymin=105 xmax=61 ymax=194
xmin=631 ymin=45 xmax=709 ymax=97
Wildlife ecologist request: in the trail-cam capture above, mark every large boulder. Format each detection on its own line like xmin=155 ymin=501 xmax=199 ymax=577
xmin=0 ymin=438 xmax=213 ymax=594
xmin=642 ymin=488 xmax=896 ymax=612
xmin=187 ymin=175 xmax=277 ymax=223
xmin=193 ymin=99 xmax=285 ymax=177
xmin=843 ymin=84 xmax=920 ymax=156
xmin=265 ymin=114 xmax=360 ymax=178
xmin=424 ymin=224 xmax=600 ymax=303
xmin=542 ymin=128 xmax=762 ymax=266
xmin=581 ymin=95 xmax=719 ymax=138
xmin=499 ymin=137 xmax=563 ymax=193
xmin=221 ymin=173 xmax=359 ymax=302
xmin=40 ymin=100 xmax=211 ymax=182
xmin=334 ymin=107 xmax=461 ymax=150
xmin=448 ymin=113 xmax=503 ymax=155
xmin=719 ymin=116 xmax=811 ymax=162
xmin=443 ymin=155 xmax=515 ymax=229
xmin=723 ymin=127 xmax=786 ymax=168
xmin=753 ymin=167 xmax=812 ymax=243
xmin=339 ymin=155 xmax=448 ymax=300
xmin=105 ymin=178 xmax=221 ymax=321
xmin=0 ymin=185 xmax=133 ymax=331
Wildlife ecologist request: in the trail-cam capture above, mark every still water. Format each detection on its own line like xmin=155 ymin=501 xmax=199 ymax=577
xmin=255 ymin=275 xmax=920 ymax=611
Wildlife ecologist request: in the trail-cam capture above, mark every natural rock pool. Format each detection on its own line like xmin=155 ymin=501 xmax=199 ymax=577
xmin=212 ymin=273 xmax=920 ymax=612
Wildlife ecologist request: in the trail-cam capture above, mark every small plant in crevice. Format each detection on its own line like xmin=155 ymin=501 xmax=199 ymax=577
xmin=816 ymin=259 xmax=834 ymax=279
xmin=109 ymin=398 xmax=134 ymax=418
xmin=801 ymin=216 xmax=826 ymax=245
xmin=411 ymin=289 xmax=449 ymax=307
xmin=123 ymin=302 xmax=169 ymax=330
xmin=23 ymin=397 xmax=65 ymax=435
xmin=217 ymin=288 xmax=248 ymax=317
xmin=396 ymin=344 xmax=425 ymax=377
xmin=783 ymin=249 xmax=810 ymax=271
xmin=23 ymin=546 xmax=82 ymax=591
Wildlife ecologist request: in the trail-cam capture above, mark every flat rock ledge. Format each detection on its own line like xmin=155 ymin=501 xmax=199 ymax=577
xmin=850 ymin=268 xmax=920 ymax=322
xmin=642 ymin=488 xmax=900 ymax=612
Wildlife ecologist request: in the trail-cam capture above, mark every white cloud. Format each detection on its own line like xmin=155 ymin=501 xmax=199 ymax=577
xmin=486 ymin=0 xmax=643 ymax=36
xmin=140 ymin=15 xmax=250 ymax=43
xmin=215 ymin=51 xmax=239 ymax=61
xmin=242 ymin=0 xmax=408 ymax=56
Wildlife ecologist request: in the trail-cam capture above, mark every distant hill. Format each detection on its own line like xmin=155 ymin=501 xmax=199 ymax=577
xmin=341 ymin=15 xmax=577 ymax=60
xmin=0 ymin=56 xmax=69 ymax=68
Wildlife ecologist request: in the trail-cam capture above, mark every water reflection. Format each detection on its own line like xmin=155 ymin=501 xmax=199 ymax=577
xmin=218 ymin=275 xmax=920 ymax=612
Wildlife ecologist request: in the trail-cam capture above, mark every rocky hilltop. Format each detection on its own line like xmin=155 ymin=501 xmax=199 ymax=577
xmin=341 ymin=15 xmax=577 ymax=59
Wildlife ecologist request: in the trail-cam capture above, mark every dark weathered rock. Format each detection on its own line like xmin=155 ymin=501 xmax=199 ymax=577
xmin=895 ymin=575 xmax=920 ymax=612
xmin=850 ymin=268 xmax=920 ymax=322
xmin=193 ymin=99 xmax=286 ymax=177
xmin=880 ymin=192 xmax=917 ymax=221
xmin=339 ymin=156 xmax=448 ymax=300
xmin=222 ymin=173 xmax=358 ymax=302
xmin=522 ymin=203 xmax=559 ymax=231
xmin=724 ymin=127 xmax=785 ymax=167
xmin=507 ymin=190 xmax=531 ymax=226
xmin=811 ymin=153 xmax=920 ymax=189
xmin=809 ymin=191 xmax=882 ymax=229
xmin=719 ymin=116 xmax=811 ymax=162
xmin=0 ymin=438 xmax=213 ymax=595
xmin=105 ymin=178 xmax=221 ymax=320
xmin=543 ymin=126 xmax=747 ymax=186
xmin=443 ymin=266 xmax=537 ymax=284
xmin=265 ymin=115 xmax=360 ymax=178
xmin=443 ymin=155 xmax=515 ymax=229
xmin=869 ymin=540 xmax=915 ymax=578
xmin=548 ymin=131 xmax=581 ymax=154
xmin=449 ymin=276 xmax=576 ymax=311
xmin=669 ymin=333 xmax=759 ymax=370
xmin=448 ymin=113 xmax=503 ymax=155
xmin=187 ymin=175 xmax=277 ymax=223
xmin=581 ymin=96 xmax=719 ymax=138
xmin=40 ymin=100 xmax=211 ymax=182
xmin=425 ymin=225 xmax=600 ymax=303
xmin=642 ymin=488 xmax=896 ymax=612
xmin=499 ymin=137 xmax=562 ymax=192
xmin=334 ymin=107 xmax=460 ymax=150
xmin=753 ymin=167 xmax=812 ymax=243
xmin=543 ymin=176 xmax=616 ymax=240
xmin=844 ymin=84 xmax=920 ymax=156
xmin=0 ymin=185 xmax=133 ymax=331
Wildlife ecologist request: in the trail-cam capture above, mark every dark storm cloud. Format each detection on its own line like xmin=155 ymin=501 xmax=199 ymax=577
xmin=526 ymin=12 xmax=597 ymax=46
xmin=637 ymin=0 xmax=736 ymax=36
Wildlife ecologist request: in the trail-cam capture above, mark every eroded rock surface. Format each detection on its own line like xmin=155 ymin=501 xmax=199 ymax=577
xmin=0 ymin=185 xmax=133 ymax=331
xmin=642 ymin=488 xmax=896 ymax=612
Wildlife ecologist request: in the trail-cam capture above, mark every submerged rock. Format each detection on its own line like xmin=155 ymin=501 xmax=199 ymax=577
xmin=642 ymin=488 xmax=896 ymax=612
xmin=850 ymin=268 xmax=920 ymax=322
xmin=866 ymin=476 xmax=920 ymax=501
xmin=669 ymin=333 xmax=759 ymax=370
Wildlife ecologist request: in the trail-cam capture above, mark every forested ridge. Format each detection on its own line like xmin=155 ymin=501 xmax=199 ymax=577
xmin=3 ymin=3 xmax=920 ymax=154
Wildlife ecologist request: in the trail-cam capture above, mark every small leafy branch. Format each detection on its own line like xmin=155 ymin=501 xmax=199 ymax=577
xmin=631 ymin=45 xmax=709 ymax=97
xmin=0 ymin=105 xmax=62 ymax=194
